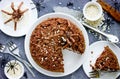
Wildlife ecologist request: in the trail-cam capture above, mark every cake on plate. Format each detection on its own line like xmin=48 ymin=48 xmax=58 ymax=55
xmin=30 ymin=18 xmax=85 ymax=72
xmin=93 ymin=46 xmax=120 ymax=71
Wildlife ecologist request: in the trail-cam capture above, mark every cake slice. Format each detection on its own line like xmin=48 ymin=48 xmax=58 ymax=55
xmin=94 ymin=46 xmax=120 ymax=71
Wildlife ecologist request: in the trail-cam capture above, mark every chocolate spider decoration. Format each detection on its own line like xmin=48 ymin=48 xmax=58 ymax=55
xmin=1 ymin=2 xmax=28 ymax=31
xmin=31 ymin=0 xmax=45 ymax=12
xmin=0 ymin=54 xmax=10 ymax=68
xmin=6 ymin=60 xmax=18 ymax=74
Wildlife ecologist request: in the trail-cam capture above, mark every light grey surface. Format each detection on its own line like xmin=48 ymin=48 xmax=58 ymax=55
xmin=0 ymin=0 xmax=120 ymax=79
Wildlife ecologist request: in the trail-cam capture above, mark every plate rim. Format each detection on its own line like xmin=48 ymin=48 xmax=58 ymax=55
xmin=83 ymin=41 xmax=120 ymax=79
xmin=0 ymin=0 xmax=38 ymax=37
xmin=24 ymin=12 xmax=89 ymax=77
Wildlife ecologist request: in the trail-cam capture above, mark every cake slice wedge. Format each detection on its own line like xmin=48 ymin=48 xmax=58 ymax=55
xmin=94 ymin=46 xmax=120 ymax=71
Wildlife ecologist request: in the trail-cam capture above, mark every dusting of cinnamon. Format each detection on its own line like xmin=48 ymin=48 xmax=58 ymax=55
xmin=1 ymin=2 xmax=28 ymax=31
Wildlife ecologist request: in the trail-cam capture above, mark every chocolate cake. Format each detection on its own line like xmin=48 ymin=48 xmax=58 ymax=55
xmin=94 ymin=46 xmax=120 ymax=71
xmin=30 ymin=18 xmax=85 ymax=72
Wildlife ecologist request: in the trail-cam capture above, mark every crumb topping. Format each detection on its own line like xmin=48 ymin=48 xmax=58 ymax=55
xmin=30 ymin=18 xmax=85 ymax=72
xmin=94 ymin=46 xmax=120 ymax=71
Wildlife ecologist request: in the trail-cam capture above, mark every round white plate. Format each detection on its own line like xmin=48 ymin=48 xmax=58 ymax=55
xmin=83 ymin=41 xmax=120 ymax=79
xmin=25 ymin=13 xmax=89 ymax=77
xmin=0 ymin=0 xmax=37 ymax=37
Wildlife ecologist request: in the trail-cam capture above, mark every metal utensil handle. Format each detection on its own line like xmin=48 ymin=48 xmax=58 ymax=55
xmin=101 ymin=70 xmax=120 ymax=73
xmin=24 ymin=61 xmax=35 ymax=77
xmin=15 ymin=52 xmax=33 ymax=68
xmin=22 ymin=59 xmax=33 ymax=68
xmin=9 ymin=53 xmax=35 ymax=77
xmin=10 ymin=52 xmax=32 ymax=68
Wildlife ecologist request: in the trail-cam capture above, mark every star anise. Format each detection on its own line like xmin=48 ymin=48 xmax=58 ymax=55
xmin=1 ymin=2 xmax=28 ymax=31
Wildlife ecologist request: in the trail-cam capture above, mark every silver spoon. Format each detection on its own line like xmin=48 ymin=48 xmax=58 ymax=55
xmin=81 ymin=22 xmax=119 ymax=43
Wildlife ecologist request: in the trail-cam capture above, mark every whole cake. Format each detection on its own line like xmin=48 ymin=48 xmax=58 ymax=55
xmin=30 ymin=18 xmax=85 ymax=72
xmin=94 ymin=46 xmax=120 ymax=71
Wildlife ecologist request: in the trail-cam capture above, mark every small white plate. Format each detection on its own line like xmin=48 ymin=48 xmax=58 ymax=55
xmin=83 ymin=1 xmax=103 ymax=21
xmin=4 ymin=60 xmax=24 ymax=79
xmin=25 ymin=13 xmax=89 ymax=77
xmin=83 ymin=41 xmax=120 ymax=79
xmin=0 ymin=0 xmax=37 ymax=37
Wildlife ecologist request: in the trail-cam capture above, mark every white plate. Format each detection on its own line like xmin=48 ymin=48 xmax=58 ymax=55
xmin=83 ymin=41 xmax=120 ymax=79
xmin=0 ymin=0 xmax=37 ymax=37
xmin=25 ymin=13 xmax=89 ymax=77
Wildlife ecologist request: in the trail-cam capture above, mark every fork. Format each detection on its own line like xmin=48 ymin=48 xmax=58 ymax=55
xmin=0 ymin=43 xmax=35 ymax=77
xmin=6 ymin=41 xmax=35 ymax=77
xmin=89 ymin=70 xmax=100 ymax=78
xmin=7 ymin=41 xmax=20 ymax=56
xmin=7 ymin=41 xmax=32 ymax=68
xmin=89 ymin=70 xmax=120 ymax=78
